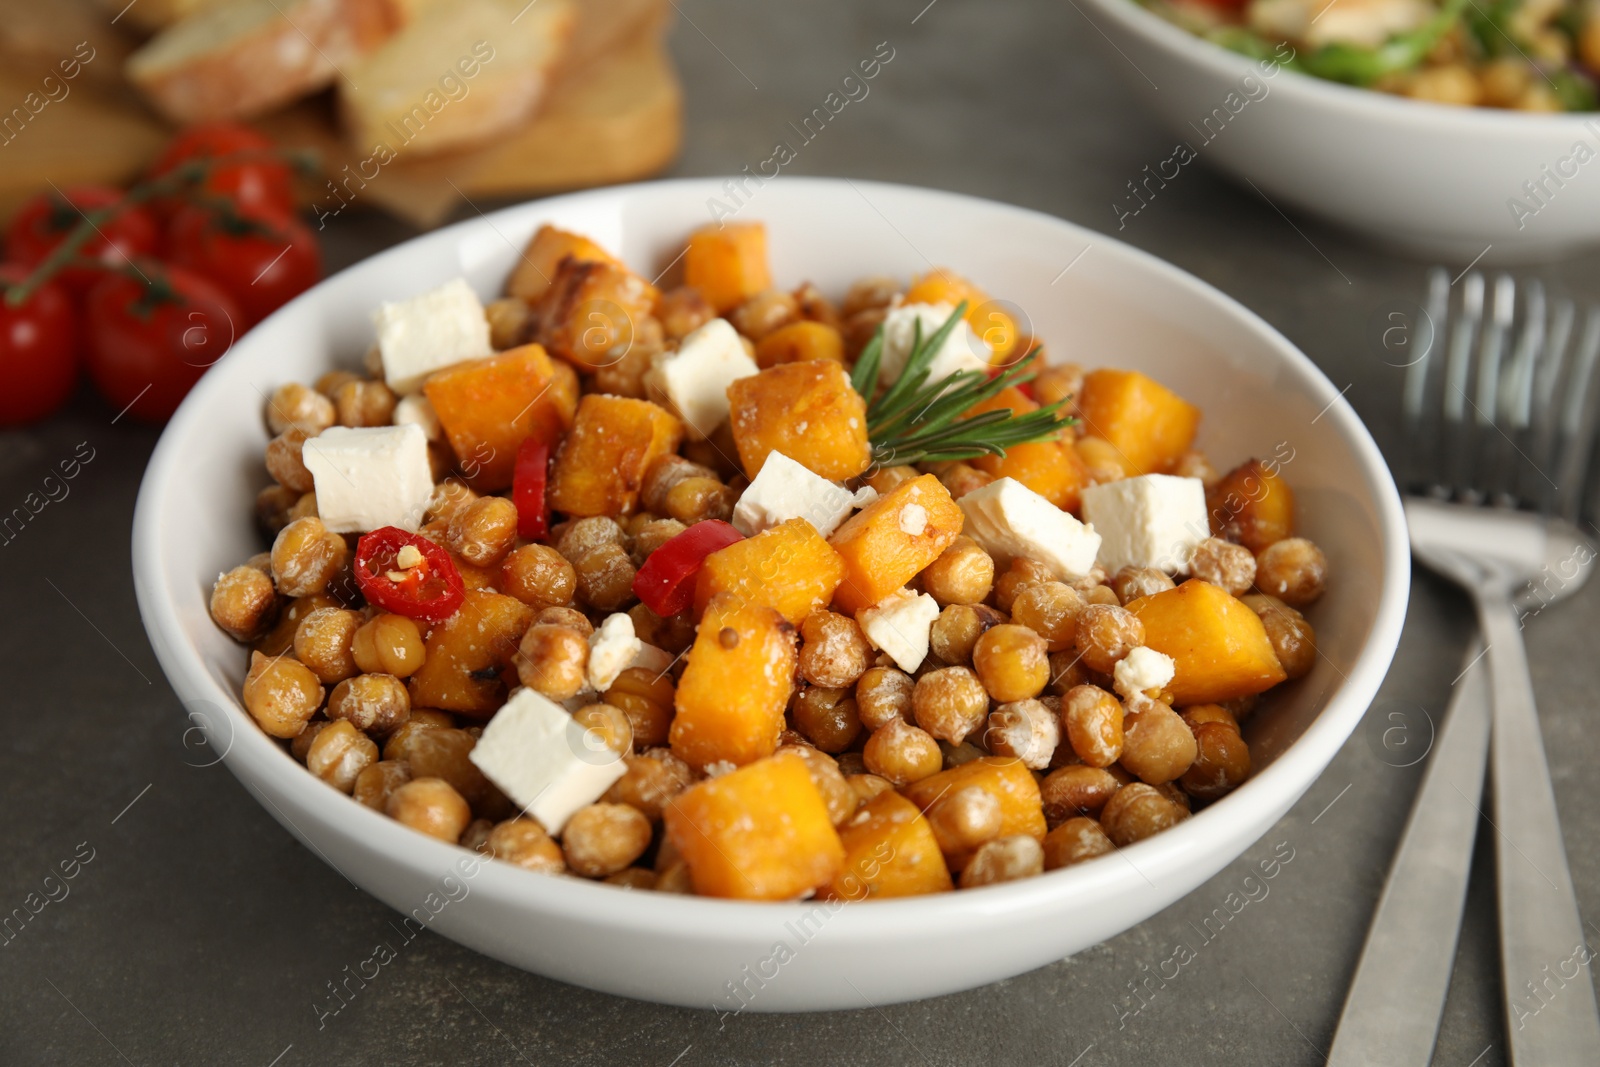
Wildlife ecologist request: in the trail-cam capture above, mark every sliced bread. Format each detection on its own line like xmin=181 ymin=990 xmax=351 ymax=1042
xmin=126 ymin=0 xmax=400 ymax=123
xmin=338 ymin=0 xmax=575 ymax=158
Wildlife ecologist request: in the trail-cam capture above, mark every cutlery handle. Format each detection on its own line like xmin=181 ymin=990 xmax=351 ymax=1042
xmin=1327 ymin=641 xmax=1492 ymax=1067
xmin=1479 ymin=595 xmax=1600 ymax=1063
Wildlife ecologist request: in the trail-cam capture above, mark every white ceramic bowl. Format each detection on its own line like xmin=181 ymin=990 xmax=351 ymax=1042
xmin=133 ymin=177 xmax=1408 ymax=1011
xmin=1079 ymin=0 xmax=1600 ymax=262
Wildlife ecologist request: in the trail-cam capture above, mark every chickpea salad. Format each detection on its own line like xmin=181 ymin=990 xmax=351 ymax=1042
xmin=1145 ymin=0 xmax=1600 ymax=110
xmin=211 ymin=218 xmax=1327 ymax=901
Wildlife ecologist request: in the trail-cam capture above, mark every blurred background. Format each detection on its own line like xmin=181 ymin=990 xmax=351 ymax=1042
xmin=2 ymin=1 xmax=1597 ymax=1064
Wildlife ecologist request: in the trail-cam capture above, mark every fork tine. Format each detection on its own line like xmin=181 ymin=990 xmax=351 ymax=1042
xmin=1471 ymin=274 xmax=1516 ymax=506
xmin=1443 ymin=273 xmax=1486 ymax=499
xmin=1528 ymin=297 xmax=1577 ymax=513
xmin=1493 ymin=280 xmax=1545 ymax=506
xmin=1404 ymin=268 xmax=1451 ymax=494
xmin=1554 ymin=307 xmax=1600 ymax=524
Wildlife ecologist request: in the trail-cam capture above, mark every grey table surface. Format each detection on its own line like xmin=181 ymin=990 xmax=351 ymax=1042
xmin=4 ymin=2 xmax=1600 ymax=1064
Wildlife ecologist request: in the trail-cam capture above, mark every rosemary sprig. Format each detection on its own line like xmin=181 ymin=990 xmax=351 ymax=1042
xmin=855 ymin=302 xmax=1075 ymax=467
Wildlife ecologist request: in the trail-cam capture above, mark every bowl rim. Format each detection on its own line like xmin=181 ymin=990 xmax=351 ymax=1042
xmin=1079 ymin=0 xmax=1600 ymax=133
xmin=132 ymin=175 xmax=1410 ymax=938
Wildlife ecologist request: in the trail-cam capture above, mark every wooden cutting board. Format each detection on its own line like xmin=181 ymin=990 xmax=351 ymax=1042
xmin=0 ymin=0 xmax=680 ymax=228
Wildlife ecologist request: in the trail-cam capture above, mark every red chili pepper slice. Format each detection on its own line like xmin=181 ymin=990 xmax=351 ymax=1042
xmin=513 ymin=438 xmax=551 ymax=540
xmin=353 ymin=526 xmax=466 ymax=623
xmin=632 ymin=519 xmax=744 ymax=617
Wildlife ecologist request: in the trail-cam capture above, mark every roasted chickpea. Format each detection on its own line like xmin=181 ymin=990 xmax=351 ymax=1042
xmin=573 ymin=542 xmax=637 ymax=612
xmin=927 ymin=785 xmax=1003 ymax=854
xmin=973 ymin=624 xmax=1049 ymax=702
xmin=657 ymin=286 xmax=718 ymax=342
xmin=1032 ymin=363 xmax=1083 ymax=410
xmin=630 ymin=518 xmax=687 ymax=566
xmin=573 ymin=703 xmax=634 ymax=759
xmin=864 ymin=464 xmax=918 ymax=495
xmin=306 ymin=719 xmax=379 ymax=793
xmin=333 ymin=378 xmax=396 ymax=427
xmin=798 ymin=610 xmax=874 ymax=688
xmin=499 ymin=544 xmax=576 ymax=610
xmin=403 ymin=726 xmax=499 ymax=812
xmin=663 ymin=477 xmax=737 ymax=525
xmin=936 ymin=463 xmax=994 ymax=500
xmin=628 ymin=603 xmax=695 ymax=655
xmin=447 ymin=497 xmax=519 ymax=567
xmin=266 ymin=382 xmax=336 ymax=436
xmin=1241 ymin=594 xmax=1316 ymax=680
xmin=487 ymin=817 xmax=566 ymax=873
xmin=929 ymin=604 xmax=982 ymax=665
xmin=1254 ymin=537 xmax=1327 ymax=607
xmin=1099 ymin=782 xmax=1184 ymax=846
xmin=959 ymin=835 xmax=1044 ymax=888
xmin=562 ymin=803 xmax=653 ymax=877
xmin=327 ymin=673 xmax=410 ymax=734
xmin=985 ymin=698 xmax=1060 ymax=769
xmin=847 ymin=773 xmax=895 ymax=803
xmin=1042 ymin=817 xmax=1115 ymax=869
xmin=292 ymin=606 xmax=362 ymax=684
xmin=994 ymin=557 xmax=1055 ymax=614
xmin=1040 ymin=765 xmax=1122 ymax=826
xmin=1190 ymin=537 xmax=1256 ymax=596
xmin=921 ymin=536 xmax=995 ymax=606
xmin=1172 ymin=449 xmax=1218 ymax=485
xmin=290 ymin=719 xmax=330 ymax=763
xmin=1047 ymin=650 xmax=1092 ymax=697
xmin=270 ymin=516 xmax=348 ymax=598
xmin=841 ymin=275 xmax=900 ymax=316
xmin=350 ymin=613 xmax=426 ymax=678
xmin=354 ymin=760 xmax=412 ymax=811
xmin=1109 ymin=566 xmax=1174 ymax=605
xmin=780 ymin=745 xmax=858 ymax=825
xmin=1062 ymin=684 xmax=1124 ymax=768
xmin=862 ymin=719 xmax=943 ymax=787
xmin=557 ymin=515 xmax=626 ymax=560
xmin=1120 ymin=702 xmax=1198 ymax=786
xmin=242 ymin=651 xmax=324 ymax=738
xmin=731 ymin=288 xmax=800 ymax=341
xmin=537 ymin=605 xmax=594 ymax=637
xmin=265 ymin=428 xmax=315 ymax=492
xmin=604 ymin=749 xmax=694 ymax=820
xmin=1074 ymin=603 xmax=1144 ymax=674
xmin=604 ymin=667 xmax=675 ymax=748
xmin=387 ymin=777 xmax=471 ymax=842
xmin=855 ymin=666 xmax=914 ymax=730
xmin=1180 ymin=722 xmax=1252 ymax=801
xmin=791 ymin=687 xmax=863 ymax=753
xmin=256 ymin=484 xmax=300 ymax=535
xmin=912 ymin=667 xmax=989 ymax=744
xmin=460 ymin=818 xmax=495 ymax=855
xmin=941 ymin=739 xmax=987 ymax=769
xmin=425 ymin=479 xmax=479 ymax=525
xmin=211 ymin=564 xmax=278 ymax=641
xmin=1010 ymin=581 xmax=1083 ymax=652
xmin=516 ymin=623 xmax=589 ymax=701
xmin=1180 ymin=704 xmax=1240 ymax=734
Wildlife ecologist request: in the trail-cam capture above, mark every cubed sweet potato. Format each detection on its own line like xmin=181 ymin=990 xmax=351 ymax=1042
xmin=904 ymin=268 xmax=1018 ymax=363
xmin=966 ymin=388 xmax=1080 ymax=510
xmin=685 ymin=222 xmax=772 ymax=314
xmin=1077 ymin=368 xmax=1200 ymax=476
xmin=670 ymin=593 xmax=798 ymax=768
xmin=1207 ymin=458 xmax=1295 ymax=552
xmin=727 ymin=360 xmax=872 ymax=481
xmin=535 ymin=257 xmax=660 ymax=372
xmin=664 ymin=750 xmax=845 ymax=900
xmin=902 ymin=756 xmax=1047 ymax=869
xmin=548 ymin=395 xmax=682 ymax=517
xmin=828 ymin=474 xmax=964 ymax=615
xmin=407 ymin=591 xmax=534 ymax=715
xmin=506 ymin=225 xmax=618 ymax=303
xmin=694 ymin=517 xmax=845 ymax=624
xmin=423 ymin=344 xmax=571 ymax=492
xmin=820 ymin=790 xmax=953 ymax=900
xmin=1126 ymin=579 xmax=1287 ymax=705
xmin=754 ymin=320 xmax=845 ymax=368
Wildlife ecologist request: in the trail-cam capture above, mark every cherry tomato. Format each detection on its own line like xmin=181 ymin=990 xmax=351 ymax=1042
xmin=148 ymin=123 xmax=297 ymax=218
xmin=4 ymin=186 xmax=160 ymax=293
xmin=0 ymin=264 xmax=79 ymax=427
xmin=165 ymin=203 xmax=321 ymax=327
xmin=84 ymin=261 xmax=241 ymax=422
xmin=632 ymin=520 xmax=745 ymax=617
xmin=354 ymin=527 xmax=466 ymax=622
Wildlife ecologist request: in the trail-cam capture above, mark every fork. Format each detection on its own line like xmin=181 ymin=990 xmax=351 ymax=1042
xmin=1329 ymin=270 xmax=1600 ymax=1066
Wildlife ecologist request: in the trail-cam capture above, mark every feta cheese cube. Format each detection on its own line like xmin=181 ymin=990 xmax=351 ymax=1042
xmin=957 ymin=477 xmax=1101 ymax=580
xmin=731 ymin=450 xmax=872 ymax=538
xmin=647 ymin=318 xmax=758 ymax=440
xmin=392 ymin=393 xmax=441 ymax=441
xmin=302 ymin=424 xmax=434 ymax=533
xmin=1081 ymin=474 xmax=1209 ymax=575
xmin=878 ymin=303 xmax=991 ymax=389
xmin=1113 ymin=646 xmax=1175 ymax=701
xmin=468 ymin=688 xmax=628 ymax=834
xmin=587 ymin=612 xmax=674 ymax=692
xmin=857 ymin=588 xmax=940 ymax=672
xmin=372 ymin=278 xmax=492 ymax=394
